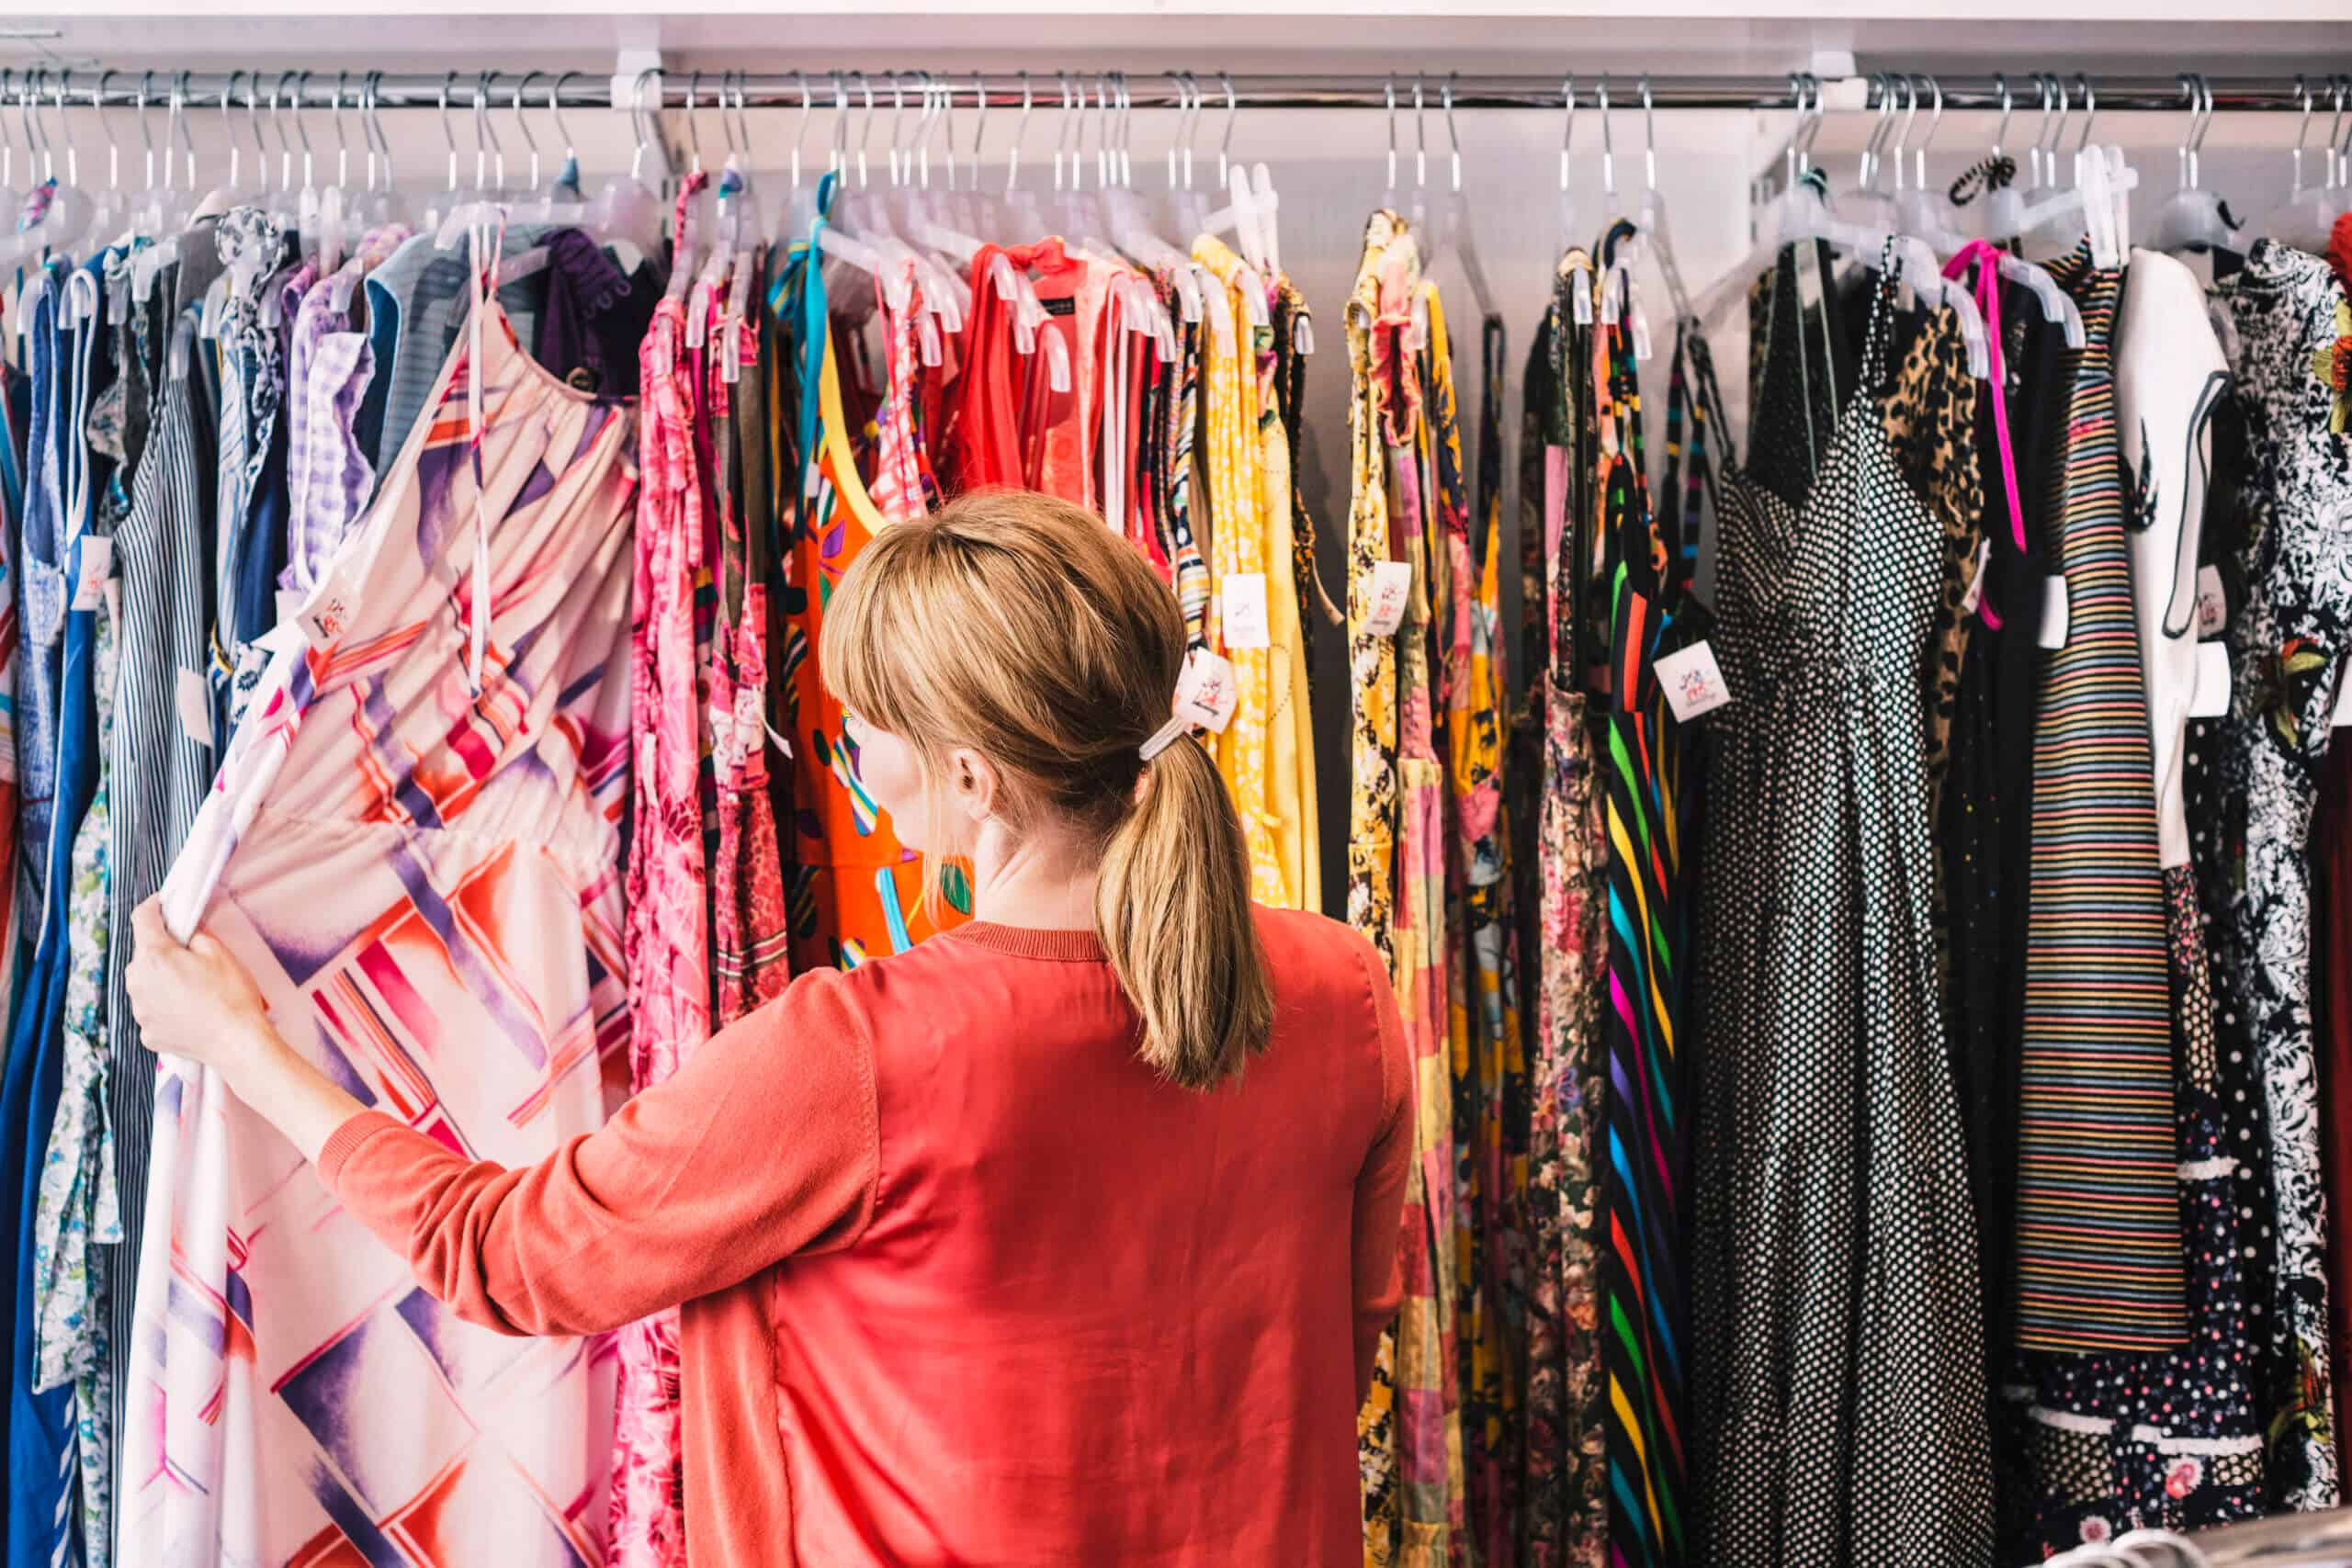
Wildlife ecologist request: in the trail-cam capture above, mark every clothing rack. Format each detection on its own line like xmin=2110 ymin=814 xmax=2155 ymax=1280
xmin=10 ymin=68 xmax=2338 ymax=115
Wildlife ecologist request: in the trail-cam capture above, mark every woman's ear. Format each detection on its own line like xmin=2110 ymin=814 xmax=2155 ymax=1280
xmin=945 ymin=746 xmax=1001 ymax=824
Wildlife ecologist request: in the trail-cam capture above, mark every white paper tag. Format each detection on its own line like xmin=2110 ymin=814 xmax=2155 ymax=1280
xmin=2196 ymin=565 xmax=2227 ymax=637
xmin=1959 ymin=536 xmax=1991 ymax=617
xmin=70 ymin=536 xmax=111 ymax=612
xmin=175 ymin=665 xmax=215 ymax=749
xmin=1794 ymin=242 xmax=1824 ymax=311
xmin=2039 ymin=574 xmax=2070 ymax=649
xmin=297 ymin=574 xmax=358 ymax=650
xmin=1630 ymin=303 xmax=1654 ymax=363
xmin=2189 ymin=640 xmax=2233 ymax=720
xmin=1363 ymin=560 xmax=1413 ymax=637
xmin=1172 ymin=648 xmax=1240 ymax=734
xmin=1656 ymin=639 xmax=1734 ymax=721
xmin=1570 ymin=276 xmax=1594 ymax=326
xmin=1220 ymin=572 xmax=1271 ymax=650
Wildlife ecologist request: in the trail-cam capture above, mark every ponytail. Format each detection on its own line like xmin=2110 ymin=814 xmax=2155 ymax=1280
xmin=825 ymin=487 xmax=1275 ymax=1091
xmin=1096 ymin=731 xmax=1275 ymax=1090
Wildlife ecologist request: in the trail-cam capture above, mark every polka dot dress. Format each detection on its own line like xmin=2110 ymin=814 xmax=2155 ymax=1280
xmin=1690 ymin=258 xmax=1996 ymax=1566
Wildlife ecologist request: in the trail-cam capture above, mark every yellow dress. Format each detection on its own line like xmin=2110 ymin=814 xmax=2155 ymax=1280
xmin=1191 ymin=235 xmax=1286 ymax=907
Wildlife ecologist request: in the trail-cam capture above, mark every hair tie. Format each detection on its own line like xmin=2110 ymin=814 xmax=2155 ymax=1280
xmin=1138 ymin=715 xmax=1188 ymax=761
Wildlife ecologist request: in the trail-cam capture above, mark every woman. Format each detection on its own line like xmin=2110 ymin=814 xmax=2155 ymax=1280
xmin=127 ymin=490 xmax=1410 ymax=1566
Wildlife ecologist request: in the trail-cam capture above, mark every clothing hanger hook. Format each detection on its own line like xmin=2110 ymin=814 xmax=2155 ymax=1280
xmin=514 ymin=71 xmax=543 ymax=190
xmin=1597 ymin=74 xmax=1614 ymax=197
xmin=1890 ymin=73 xmax=1917 ymax=193
xmin=549 ymin=70 xmax=580 ymax=165
xmin=1639 ymin=73 xmax=1657 ymax=194
xmin=790 ymin=70 xmax=811 ymax=188
xmin=1385 ymin=74 xmax=1397 ymax=194
xmin=94 ymin=69 xmax=119 ymax=191
xmin=1443 ymin=73 xmax=1464 ymax=194
xmin=220 ymin=69 xmax=244 ymax=189
xmin=829 ymin=71 xmax=847 ymax=179
xmin=174 ymin=69 xmax=196 ymax=190
xmin=1561 ymin=74 xmax=1577 ymax=193
xmin=1218 ymin=72 xmax=1238 ymax=189
xmin=292 ymin=70 xmax=316 ymax=193
xmin=969 ymin=73 xmax=989 ymax=195
xmin=1991 ymin=72 xmax=2012 ymax=161
xmin=51 ymin=67 xmax=74 ymax=189
xmin=853 ymin=70 xmax=875 ymax=187
xmin=1411 ymin=73 xmax=1426 ymax=192
xmin=132 ymin=71 xmax=153 ymax=193
xmin=883 ymin=71 xmax=904 ymax=186
xmin=630 ymin=68 xmax=662 ymax=186
xmin=475 ymin=70 xmax=506 ymax=192
xmin=440 ymin=71 xmax=461 ymax=191
xmin=2333 ymin=73 xmax=2352 ymax=186
xmin=1007 ymin=69 xmax=1030 ymax=195
xmin=330 ymin=70 xmax=352 ymax=190
xmin=685 ymin=71 xmax=705 ymax=178
xmin=2072 ymin=73 xmax=2097 ymax=164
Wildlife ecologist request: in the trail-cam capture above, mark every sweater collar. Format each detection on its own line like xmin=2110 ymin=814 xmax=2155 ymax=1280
xmin=944 ymin=921 xmax=1106 ymax=962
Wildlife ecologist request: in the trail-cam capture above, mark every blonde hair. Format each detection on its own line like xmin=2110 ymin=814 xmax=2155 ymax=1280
xmin=820 ymin=489 xmax=1274 ymax=1090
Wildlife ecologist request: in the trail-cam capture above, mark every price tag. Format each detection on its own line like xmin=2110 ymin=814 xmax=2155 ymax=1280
xmin=175 ymin=665 xmax=215 ymax=749
xmin=1656 ymin=639 xmax=1734 ymax=721
xmin=1959 ymin=536 xmax=1991 ymax=617
xmin=2039 ymin=574 xmax=2070 ymax=650
xmin=2196 ymin=565 xmax=2227 ymax=637
xmin=1794 ymin=241 xmax=1825 ymax=311
xmin=70 ymin=536 xmax=111 ymax=612
xmin=1363 ymin=560 xmax=1414 ymax=637
xmin=1220 ymin=572 xmax=1271 ymax=650
xmin=1172 ymin=648 xmax=1240 ymax=734
xmin=2189 ymin=641 xmax=2233 ymax=720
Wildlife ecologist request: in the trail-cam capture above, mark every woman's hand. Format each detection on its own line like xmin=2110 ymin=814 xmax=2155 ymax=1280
xmin=125 ymin=897 xmax=280 ymax=1077
xmin=125 ymin=897 xmax=365 ymax=1164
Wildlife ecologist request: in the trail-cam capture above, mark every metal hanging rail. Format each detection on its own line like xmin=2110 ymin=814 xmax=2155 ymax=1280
xmin=3 ymin=67 xmax=2341 ymax=115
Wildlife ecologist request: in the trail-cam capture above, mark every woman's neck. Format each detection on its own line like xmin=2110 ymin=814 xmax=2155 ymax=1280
xmin=967 ymin=820 xmax=1101 ymax=931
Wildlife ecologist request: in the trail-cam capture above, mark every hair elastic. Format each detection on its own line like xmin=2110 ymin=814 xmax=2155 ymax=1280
xmin=1138 ymin=714 xmax=1189 ymax=761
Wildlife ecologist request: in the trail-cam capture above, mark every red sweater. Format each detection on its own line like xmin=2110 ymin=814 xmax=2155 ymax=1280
xmin=319 ymin=908 xmax=1411 ymax=1566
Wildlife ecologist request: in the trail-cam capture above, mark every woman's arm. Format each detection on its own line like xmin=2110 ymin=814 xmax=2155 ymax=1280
xmin=126 ymin=898 xmax=880 ymax=1337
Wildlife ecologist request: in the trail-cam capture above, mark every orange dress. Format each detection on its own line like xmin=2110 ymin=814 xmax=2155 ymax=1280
xmin=779 ymin=203 xmax=969 ymax=971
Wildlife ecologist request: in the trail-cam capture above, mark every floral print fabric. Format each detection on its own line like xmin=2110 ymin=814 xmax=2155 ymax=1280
xmin=2210 ymin=238 xmax=2352 ymax=1510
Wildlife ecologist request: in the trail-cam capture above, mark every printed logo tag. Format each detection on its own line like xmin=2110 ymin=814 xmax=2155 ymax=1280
xmin=1219 ymin=572 xmax=1272 ymax=650
xmin=70 ymin=536 xmax=111 ymax=612
xmin=1173 ymin=649 xmax=1240 ymax=734
xmin=1657 ymin=639 xmax=1734 ymax=721
xmin=1363 ymin=560 xmax=1414 ymax=637
xmin=2197 ymin=565 xmax=2228 ymax=637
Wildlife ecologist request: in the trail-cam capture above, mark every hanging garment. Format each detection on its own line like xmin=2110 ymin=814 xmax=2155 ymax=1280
xmin=709 ymin=273 xmax=793 ymax=1021
xmin=1453 ymin=311 xmax=1523 ymax=1568
xmin=27 ymin=589 xmax=118 ymax=1568
xmin=1690 ymin=254 xmax=1995 ymax=1566
xmin=1517 ymin=255 xmax=1611 ymax=1568
xmin=1261 ymin=278 xmax=1320 ymax=915
xmin=1344 ymin=221 xmax=1411 ymax=1562
xmin=2210 ymin=237 xmax=2352 ymax=1509
xmin=105 ymin=250 xmax=226 ymax=1475
xmin=4 ymin=258 xmax=105 ymax=1568
xmin=777 ymin=178 xmax=969 ymax=973
xmin=1591 ymin=225 xmax=1695 ymax=1568
xmin=13 ymin=259 xmax=71 ymax=929
xmin=1386 ymin=265 xmax=1464 ymax=1568
xmin=119 ymin=271 xmax=636 ymax=1568
xmin=1937 ymin=265 xmax=2072 ymax=1381
xmin=1744 ymin=238 xmax=1858 ymax=513
xmin=280 ymin=254 xmax=389 ymax=599
xmin=610 ymin=288 xmax=710 ymax=1568
xmin=2004 ymin=247 xmax=2261 ymax=1549
xmin=2006 ymin=867 xmax=2267 ymax=1551
xmin=1193 ymin=237 xmax=1287 ymax=909
xmin=2014 ymin=243 xmax=2189 ymax=1355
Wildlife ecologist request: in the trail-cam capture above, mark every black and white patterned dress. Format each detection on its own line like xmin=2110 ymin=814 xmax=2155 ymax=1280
xmin=1690 ymin=254 xmax=1996 ymax=1565
xmin=2209 ymin=239 xmax=2352 ymax=1511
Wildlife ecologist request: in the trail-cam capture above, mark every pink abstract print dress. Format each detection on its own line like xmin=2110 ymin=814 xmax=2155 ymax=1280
xmin=122 ymin=290 xmax=637 ymax=1568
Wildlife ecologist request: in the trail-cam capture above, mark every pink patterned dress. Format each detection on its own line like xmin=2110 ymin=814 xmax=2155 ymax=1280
xmin=123 ymin=275 xmax=636 ymax=1567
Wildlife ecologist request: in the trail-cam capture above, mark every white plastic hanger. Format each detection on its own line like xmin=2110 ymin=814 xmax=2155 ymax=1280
xmin=1841 ymin=73 xmax=1902 ymax=232
xmin=2262 ymin=75 xmax=2337 ymax=252
xmin=2151 ymin=74 xmax=2241 ymax=255
xmin=587 ymin=68 xmax=665 ymax=273
xmin=1554 ymin=76 xmax=1597 ymax=326
xmin=2016 ymin=78 xmax=2138 ymax=267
